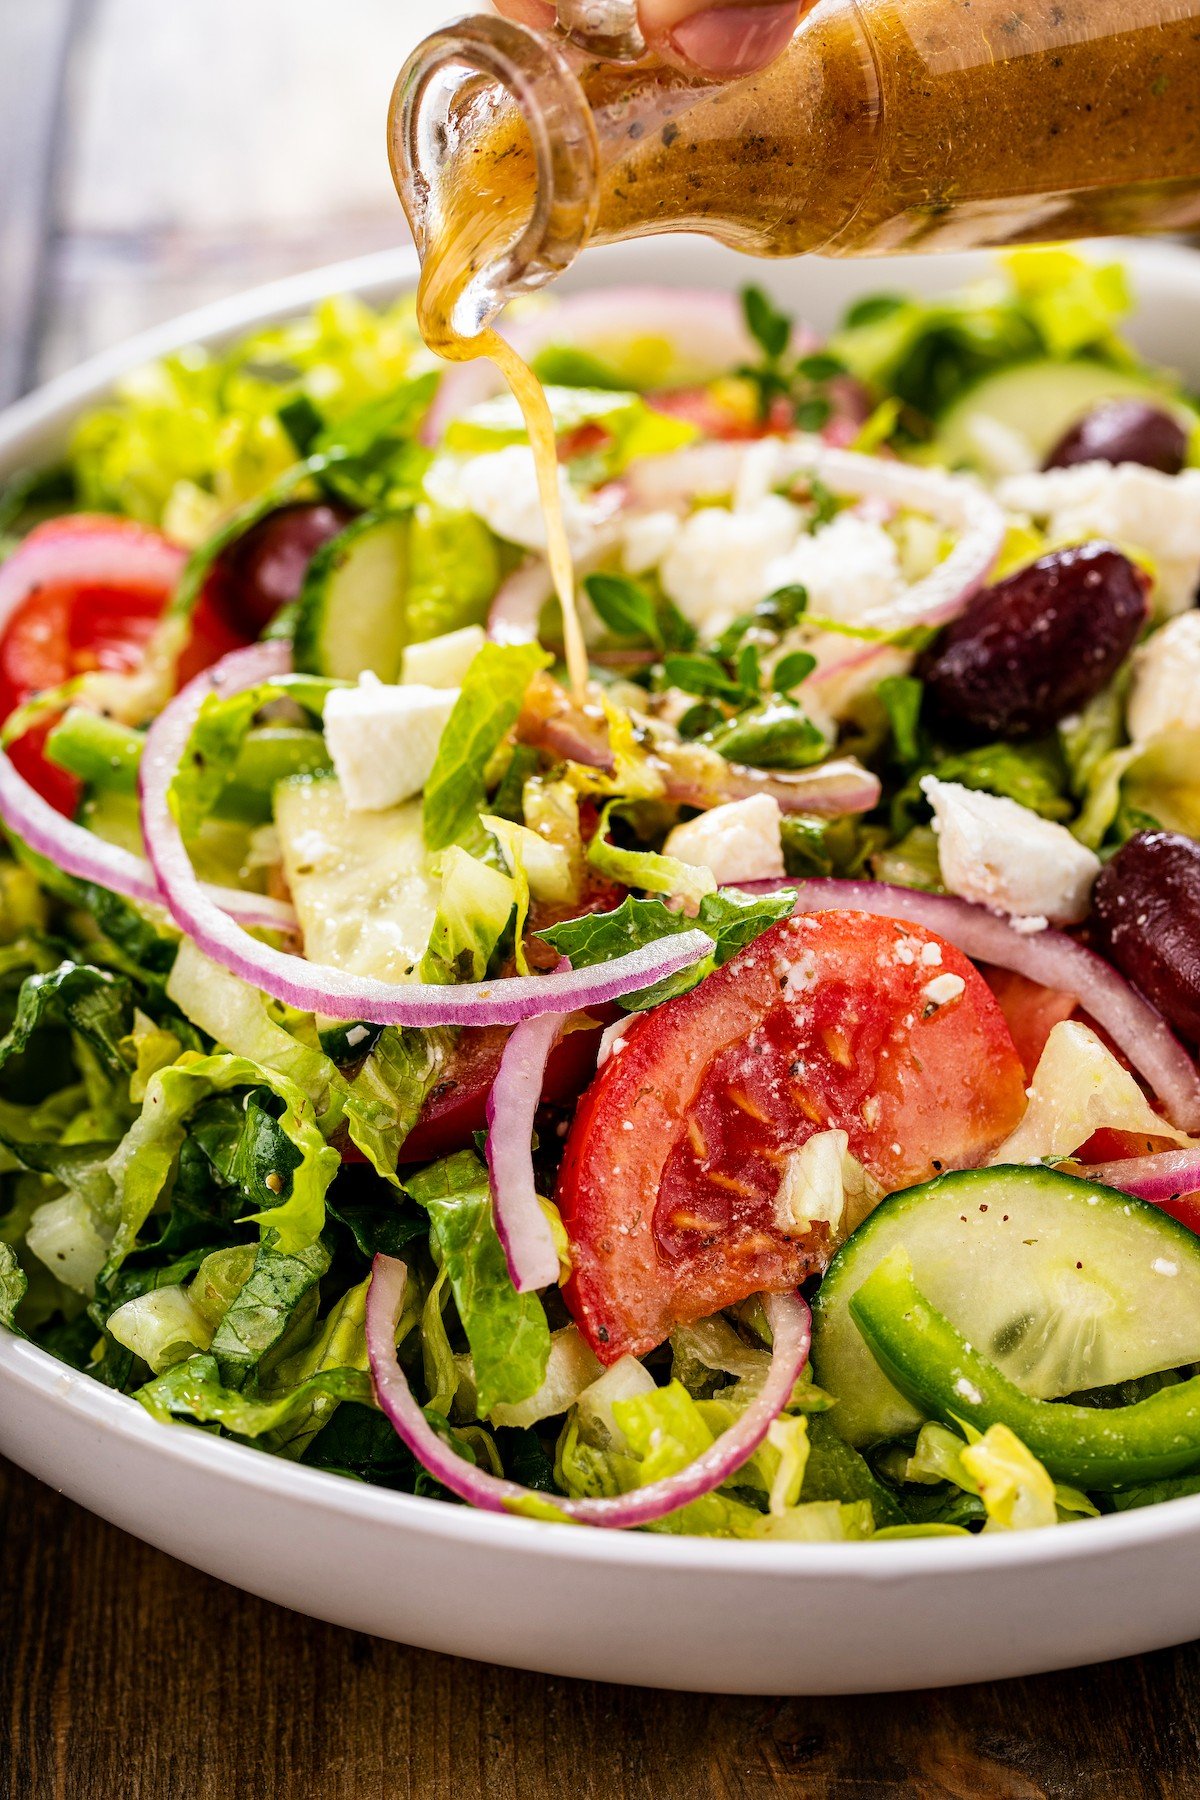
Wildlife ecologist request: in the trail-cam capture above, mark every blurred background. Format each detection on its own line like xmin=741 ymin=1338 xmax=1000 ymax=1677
xmin=2 ymin=0 xmax=451 ymax=404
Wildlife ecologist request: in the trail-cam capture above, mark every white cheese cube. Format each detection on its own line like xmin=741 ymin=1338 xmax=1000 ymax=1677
xmin=922 ymin=777 xmax=1100 ymax=926
xmin=664 ymin=794 xmax=785 ymax=887
xmin=401 ymin=626 xmax=486 ymax=689
xmin=323 ymin=676 xmax=459 ymax=813
xmin=1127 ymin=610 xmax=1200 ymax=743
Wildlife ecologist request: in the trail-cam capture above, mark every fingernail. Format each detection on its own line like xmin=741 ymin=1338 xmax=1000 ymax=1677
xmin=666 ymin=3 xmax=798 ymax=77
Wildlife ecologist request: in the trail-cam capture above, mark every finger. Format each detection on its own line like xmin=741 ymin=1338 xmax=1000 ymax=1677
xmin=642 ymin=0 xmax=803 ymax=78
xmin=491 ymin=0 xmax=558 ymax=29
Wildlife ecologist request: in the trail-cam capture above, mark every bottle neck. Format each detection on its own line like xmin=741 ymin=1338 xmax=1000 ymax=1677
xmin=391 ymin=6 xmax=881 ymax=338
xmin=390 ymin=16 xmax=601 ymax=342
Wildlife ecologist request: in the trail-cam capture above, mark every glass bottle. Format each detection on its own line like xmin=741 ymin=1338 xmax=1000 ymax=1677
xmin=391 ymin=1 xmax=1200 ymax=338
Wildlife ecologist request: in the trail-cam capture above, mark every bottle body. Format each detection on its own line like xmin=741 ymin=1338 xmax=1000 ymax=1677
xmin=392 ymin=1 xmax=1200 ymax=335
xmin=581 ymin=0 xmax=1200 ymax=257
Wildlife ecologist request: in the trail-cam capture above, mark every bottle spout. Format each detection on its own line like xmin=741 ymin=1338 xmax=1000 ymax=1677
xmin=389 ymin=15 xmax=600 ymax=340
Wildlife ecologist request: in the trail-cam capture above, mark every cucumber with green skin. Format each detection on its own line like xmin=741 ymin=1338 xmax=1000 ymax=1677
xmin=811 ymin=1166 xmax=1200 ymax=1449
xmin=849 ymin=1254 xmax=1200 ymax=1489
xmin=929 ymin=357 xmax=1198 ymax=472
xmin=293 ymin=512 xmax=410 ymax=682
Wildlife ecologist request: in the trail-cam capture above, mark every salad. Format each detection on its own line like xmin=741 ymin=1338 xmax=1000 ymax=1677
xmin=4 ymin=250 xmax=1200 ymax=1541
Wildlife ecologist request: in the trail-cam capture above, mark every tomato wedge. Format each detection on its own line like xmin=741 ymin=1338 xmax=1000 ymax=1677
xmin=397 ymin=1018 xmax=606 ymax=1165
xmin=556 ymin=911 xmax=1028 ymax=1363
xmin=0 ymin=516 xmax=244 ymax=813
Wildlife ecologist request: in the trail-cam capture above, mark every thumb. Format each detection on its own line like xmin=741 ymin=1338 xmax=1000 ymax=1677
xmin=639 ymin=0 xmax=804 ymax=77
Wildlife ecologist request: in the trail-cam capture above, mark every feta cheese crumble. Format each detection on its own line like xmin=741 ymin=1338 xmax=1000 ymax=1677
xmin=921 ymin=776 xmax=1100 ymax=925
xmin=764 ymin=511 xmax=906 ymax=628
xmin=663 ymin=794 xmax=785 ymax=886
xmin=453 ymin=445 xmax=600 ymax=556
xmin=999 ymin=462 xmax=1200 ymax=614
xmin=1127 ymin=610 xmax=1200 ymax=743
xmin=324 ymin=675 xmax=458 ymax=813
xmin=659 ymin=496 xmax=803 ymax=634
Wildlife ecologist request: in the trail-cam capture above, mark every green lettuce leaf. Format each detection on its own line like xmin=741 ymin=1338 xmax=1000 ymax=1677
xmin=0 ymin=1242 xmax=27 ymax=1329
xmin=104 ymin=1053 xmax=340 ymax=1274
xmin=168 ymin=674 xmax=336 ymax=839
xmin=538 ymin=888 xmax=795 ymax=1011
xmin=404 ymin=1150 xmax=550 ymax=1417
xmin=419 ymin=847 xmax=515 ymax=984
xmin=70 ymin=290 xmax=425 ymax=536
xmin=422 ymin=642 xmax=550 ymax=852
xmin=342 ymin=1027 xmax=446 ymax=1179
xmin=586 ymin=801 xmax=716 ymax=907
xmin=265 ymin=1277 xmax=371 ymax=1459
xmin=136 ymin=1351 xmax=372 ymax=1440
xmin=209 ymin=1238 xmax=330 ymax=1389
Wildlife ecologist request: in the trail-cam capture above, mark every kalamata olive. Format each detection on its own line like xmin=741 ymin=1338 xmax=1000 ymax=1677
xmin=1043 ymin=400 xmax=1188 ymax=476
xmin=921 ymin=543 xmax=1149 ymax=740
xmin=1092 ymin=832 xmax=1200 ymax=1046
xmin=205 ymin=501 xmax=354 ymax=636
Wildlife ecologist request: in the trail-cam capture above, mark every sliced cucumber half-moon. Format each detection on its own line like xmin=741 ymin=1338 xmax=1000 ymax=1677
xmin=811 ymin=1166 xmax=1200 ymax=1448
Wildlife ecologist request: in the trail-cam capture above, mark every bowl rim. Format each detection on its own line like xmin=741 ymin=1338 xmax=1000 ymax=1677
xmin=6 ymin=234 xmax=1200 ymax=1581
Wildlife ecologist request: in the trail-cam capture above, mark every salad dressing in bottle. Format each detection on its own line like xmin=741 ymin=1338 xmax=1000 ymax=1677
xmin=394 ymin=0 xmax=1200 ymax=672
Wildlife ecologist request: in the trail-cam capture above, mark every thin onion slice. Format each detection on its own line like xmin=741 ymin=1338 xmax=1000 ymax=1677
xmin=365 ymin=1253 xmax=811 ymax=1528
xmin=484 ymin=980 xmax=568 ymax=1293
xmin=141 ymin=644 xmax=711 ymax=1025
xmin=628 ymin=437 xmax=1007 ymax=632
xmin=728 ymin=876 xmax=1200 ymax=1133
xmin=488 ymin=559 xmax=555 ymax=646
xmin=1081 ymin=1148 xmax=1200 ymax=1205
xmin=514 ymin=677 xmax=881 ymax=817
xmin=0 ymin=518 xmax=295 ymax=933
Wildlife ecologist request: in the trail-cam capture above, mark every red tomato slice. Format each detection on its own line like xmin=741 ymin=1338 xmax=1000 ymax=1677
xmin=1159 ymin=1193 xmax=1200 ymax=1234
xmin=556 ymin=911 xmax=1028 ymax=1362
xmin=397 ymin=1018 xmax=606 ymax=1165
xmin=0 ymin=517 xmax=244 ymax=813
xmin=982 ymin=965 xmax=1078 ymax=1080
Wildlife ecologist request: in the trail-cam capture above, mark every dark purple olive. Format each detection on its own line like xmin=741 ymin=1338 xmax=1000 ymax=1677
xmin=921 ymin=542 xmax=1149 ymax=740
xmin=206 ymin=501 xmax=354 ymax=636
xmin=1092 ymin=832 xmax=1200 ymax=1046
xmin=1043 ymin=400 xmax=1188 ymax=476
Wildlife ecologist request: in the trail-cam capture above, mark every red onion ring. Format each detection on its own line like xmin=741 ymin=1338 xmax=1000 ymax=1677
xmin=627 ymin=438 xmax=1006 ymax=632
xmin=488 ymin=559 xmax=554 ymax=647
xmin=365 ymin=1253 xmax=811 ymax=1528
xmin=0 ymin=518 xmax=294 ymax=933
xmin=140 ymin=644 xmax=712 ymax=1025
xmin=659 ymin=750 xmax=881 ymax=818
xmin=729 ymin=877 xmax=1200 ymax=1133
xmin=1080 ymin=1148 xmax=1200 ymax=1205
xmin=484 ymin=980 xmax=568 ymax=1293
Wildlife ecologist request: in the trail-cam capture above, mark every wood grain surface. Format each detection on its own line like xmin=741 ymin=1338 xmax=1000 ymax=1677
xmin=3 ymin=6 xmax=1200 ymax=1797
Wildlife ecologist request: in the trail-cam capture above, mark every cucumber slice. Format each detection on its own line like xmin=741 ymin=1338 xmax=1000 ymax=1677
xmin=811 ymin=1166 xmax=1200 ymax=1448
xmin=294 ymin=512 xmax=410 ymax=682
xmin=930 ymin=357 xmax=1197 ymax=473
xmin=274 ymin=775 xmax=439 ymax=983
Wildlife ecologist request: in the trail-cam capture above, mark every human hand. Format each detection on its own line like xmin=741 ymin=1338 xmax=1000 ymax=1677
xmin=493 ymin=0 xmax=808 ymax=79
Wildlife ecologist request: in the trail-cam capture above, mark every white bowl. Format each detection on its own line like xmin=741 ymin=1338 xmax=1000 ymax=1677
xmin=4 ymin=236 xmax=1200 ymax=1695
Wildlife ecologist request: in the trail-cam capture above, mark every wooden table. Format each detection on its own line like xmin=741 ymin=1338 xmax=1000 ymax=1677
xmin=3 ymin=8 xmax=1200 ymax=1796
